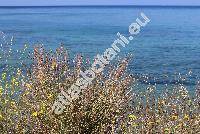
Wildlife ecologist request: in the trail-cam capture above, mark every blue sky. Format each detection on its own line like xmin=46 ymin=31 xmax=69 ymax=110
xmin=1 ymin=0 xmax=200 ymax=6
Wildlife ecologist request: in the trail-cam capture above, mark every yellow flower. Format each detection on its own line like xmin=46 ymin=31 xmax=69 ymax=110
xmin=148 ymin=122 xmax=155 ymax=126
xmin=32 ymin=111 xmax=38 ymax=117
xmin=11 ymin=101 xmax=15 ymax=105
xmin=4 ymin=99 xmax=9 ymax=104
xmin=17 ymin=69 xmax=21 ymax=76
xmin=0 ymin=86 xmax=3 ymax=95
xmin=39 ymin=109 xmax=44 ymax=115
xmin=112 ymin=120 xmax=115 ymax=124
xmin=188 ymin=100 xmax=192 ymax=104
xmin=5 ymin=84 xmax=9 ymax=89
xmin=0 ymin=114 xmax=3 ymax=119
xmin=164 ymin=128 xmax=170 ymax=133
xmin=175 ymin=123 xmax=182 ymax=129
xmin=2 ymin=73 xmax=6 ymax=80
xmin=24 ymin=91 xmax=30 ymax=95
xmin=13 ymin=109 xmax=18 ymax=113
xmin=184 ymin=114 xmax=189 ymax=120
xmin=12 ymin=77 xmax=16 ymax=83
xmin=156 ymin=119 xmax=161 ymax=123
xmin=38 ymin=103 xmax=46 ymax=115
xmin=128 ymin=114 xmax=137 ymax=120
xmin=11 ymin=77 xmax=18 ymax=85
xmin=48 ymin=94 xmax=53 ymax=99
xmin=132 ymin=123 xmax=138 ymax=127
xmin=52 ymin=60 xmax=57 ymax=69
xmin=15 ymin=81 xmax=19 ymax=86
xmin=42 ymin=103 xmax=46 ymax=108
xmin=171 ymin=115 xmax=178 ymax=120
xmin=26 ymin=83 xmax=32 ymax=89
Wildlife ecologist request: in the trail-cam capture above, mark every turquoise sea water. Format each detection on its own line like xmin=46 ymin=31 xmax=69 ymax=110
xmin=0 ymin=6 xmax=200 ymax=92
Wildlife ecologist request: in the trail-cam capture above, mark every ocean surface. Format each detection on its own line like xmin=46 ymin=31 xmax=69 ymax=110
xmin=0 ymin=6 xmax=200 ymax=92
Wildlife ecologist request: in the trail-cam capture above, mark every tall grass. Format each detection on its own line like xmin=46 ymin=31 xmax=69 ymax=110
xmin=0 ymin=46 xmax=199 ymax=133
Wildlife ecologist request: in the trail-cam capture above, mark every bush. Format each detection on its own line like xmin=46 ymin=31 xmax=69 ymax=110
xmin=0 ymin=46 xmax=199 ymax=133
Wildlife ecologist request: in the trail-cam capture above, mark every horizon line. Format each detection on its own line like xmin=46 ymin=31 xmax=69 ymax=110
xmin=1 ymin=5 xmax=200 ymax=7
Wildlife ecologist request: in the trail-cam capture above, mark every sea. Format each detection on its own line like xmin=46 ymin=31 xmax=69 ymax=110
xmin=0 ymin=6 xmax=200 ymax=93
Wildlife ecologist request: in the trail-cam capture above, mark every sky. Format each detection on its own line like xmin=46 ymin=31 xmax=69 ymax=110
xmin=0 ymin=0 xmax=200 ymax=6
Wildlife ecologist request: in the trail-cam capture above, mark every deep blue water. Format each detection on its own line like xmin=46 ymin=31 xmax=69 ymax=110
xmin=0 ymin=6 xmax=200 ymax=92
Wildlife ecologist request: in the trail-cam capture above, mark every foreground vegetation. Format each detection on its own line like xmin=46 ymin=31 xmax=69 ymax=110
xmin=0 ymin=46 xmax=199 ymax=133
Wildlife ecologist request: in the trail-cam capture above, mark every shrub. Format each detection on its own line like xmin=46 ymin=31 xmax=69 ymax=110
xmin=0 ymin=46 xmax=199 ymax=133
